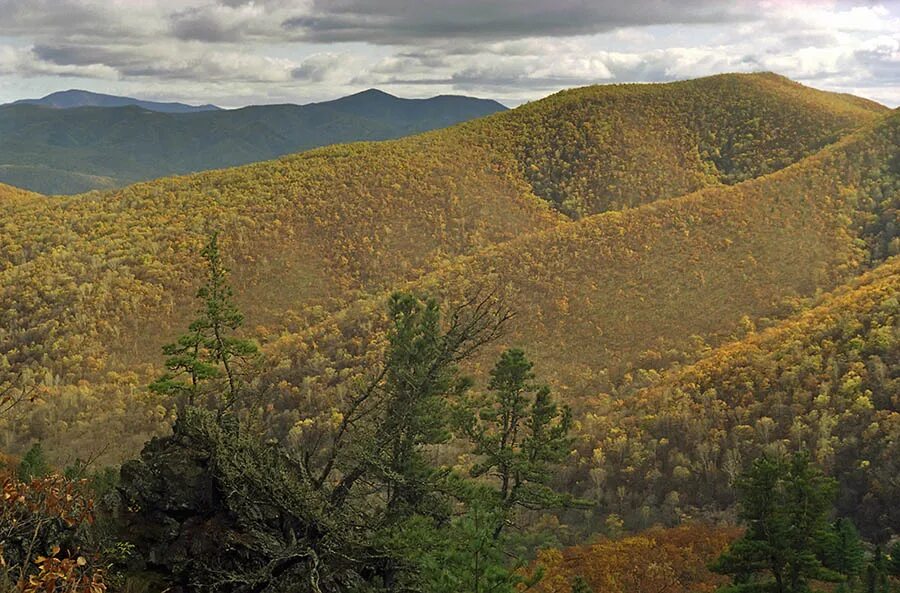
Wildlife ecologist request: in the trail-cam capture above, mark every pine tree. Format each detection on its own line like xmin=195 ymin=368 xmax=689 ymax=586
xmin=17 ymin=442 xmax=49 ymax=481
xmin=457 ymin=348 xmax=573 ymax=539
xmin=319 ymin=291 xmax=512 ymax=589
xmin=827 ymin=518 xmax=866 ymax=589
xmin=865 ymin=547 xmax=890 ymax=593
xmin=571 ymin=575 xmax=594 ymax=593
xmin=409 ymin=489 xmax=518 ymax=593
xmin=195 ymin=232 xmax=258 ymax=407
xmin=149 ymin=322 xmax=218 ymax=408
xmin=150 ymin=232 xmax=257 ymax=413
xmin=327 ymin=292 xmax=509 ymax=520
xmin=887 ymin=542 xmax=900 ymax=578
xmin=379 ymin=293 xmax=464 ymax=519
xmin=712 ymin=452 xmax=840 ymax=593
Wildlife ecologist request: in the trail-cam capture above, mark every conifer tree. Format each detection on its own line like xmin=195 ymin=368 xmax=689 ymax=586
xmin=712 ymin=452 xmax=840 ymax=593
xmin=326 ymin=291 xmax=509 ymax=521
xmin=827 ymin=518 xmax=866 ymax=590
xmin=17 ymin=442 xmax=49 ymax=481
xmin=361 ymin=291 xmax=472 ymax=522
xmin=865 ymin=547 xmax=890 ymax=593
xmin=457 ymin=348 xmax=573 ymax=539
xmin=150 ymin=232 xmax=257 ymax=413
xmin=887 ymin=542 xmax=900 ymax=578
xmin=571 ymin=575 xmax=594 ymax=593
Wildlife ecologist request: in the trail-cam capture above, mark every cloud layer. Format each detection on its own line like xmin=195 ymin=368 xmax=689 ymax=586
xmin=0 ymin=0 xmax=897 ymax=107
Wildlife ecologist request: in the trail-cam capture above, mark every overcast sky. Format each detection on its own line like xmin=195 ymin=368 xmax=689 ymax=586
xmin=0 ymin=0 xmax=897 ymax=108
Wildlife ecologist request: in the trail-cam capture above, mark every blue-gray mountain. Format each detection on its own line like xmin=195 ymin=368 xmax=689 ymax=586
xmin=0 ymin=88 xmax=507 ymax=194
xmin=10 ymin=89 xmax=222 ymax=113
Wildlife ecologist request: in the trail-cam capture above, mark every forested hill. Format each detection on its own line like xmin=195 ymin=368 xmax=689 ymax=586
xmin=462 ymin=71 xmax=887 ymax=216
xmin=0 ymin=73 xmax=894 ymax=467
xmin=0 ymin=181 xmax=39 ymax=200
xmin=0 ymin=90 xmax=507 ymax=194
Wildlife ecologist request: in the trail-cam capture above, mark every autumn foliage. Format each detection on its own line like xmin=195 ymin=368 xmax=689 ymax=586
xmin=0 ymin=471 xmax=105 ymax=592
xmin=0 ymin=74 xmax=895 ymax=479
xmin=528 ymin=524 xmax=739 ymax=593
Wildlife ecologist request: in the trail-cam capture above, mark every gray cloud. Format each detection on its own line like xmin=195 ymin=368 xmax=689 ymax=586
xmin=33 ymin=42 xmax=298 ymax=82
xmin=853 ymin=41 xmax=900 ymax=85
xmin=292 ymin=53 xmax=355 ymax=82
xmin=170 ymin=8 xmax=246 ymax=43
xmin=0 ymin=0 xmax=897 ymax=108
xmin=169 ymin=3 xmax=281 ymax=43
xmin=283 ymin=0 xmax=757 ymax=44
xmin=362 ymin=45 xmax=764 ymax=94
xmin=0 ymin=0 xmax=162 ymax=40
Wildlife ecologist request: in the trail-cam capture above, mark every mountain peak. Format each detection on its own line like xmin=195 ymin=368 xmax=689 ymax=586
xmin=10 ymin=89 xmax=222 ymax=113
xmin=354 ymin=88 xmax=397 ymax=98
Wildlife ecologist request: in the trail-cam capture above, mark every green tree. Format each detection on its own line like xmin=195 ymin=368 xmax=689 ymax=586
xmin=150 ymin=232 xmax=258 ymax=412
xmin=324 ymin=292 xmax=510 ymax=516
xmin=326 ymin=293 xmax=472 ymax=524
xmin=17 ymin=442 xmax=49 ymax=481
xmin=865 ymin=547 xmax=890 ymax=593
xmin=149 ymin=320 xmax=216 ymax=408
xmin=395 ymin=486 xmax=525 ymax=593
xmin=712 ymin=452 xmax=840 ymax=593
xmin=571 ymin=575 xmax=594 ymax=593
xmin=826 ymin=518 xmax=866 ymax=590
xmin=887 ymin=542 xmax=900 ymax=578
xmin=377 ymin=292 xmax=470 ymax=520
xmin=457 ymin=348 xmax=573 ymax=539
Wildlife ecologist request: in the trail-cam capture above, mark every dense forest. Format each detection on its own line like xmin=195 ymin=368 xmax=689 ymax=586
xmin=1 ymin=73 xmax=898 ymax=592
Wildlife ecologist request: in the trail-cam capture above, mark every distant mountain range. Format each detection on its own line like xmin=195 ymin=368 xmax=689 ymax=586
xmin=0 ymin=88 xmax=507 ymax=194
xmin=10 ymin=89 xmax=222 ymax=113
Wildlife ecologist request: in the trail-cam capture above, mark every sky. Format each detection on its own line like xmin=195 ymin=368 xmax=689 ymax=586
xmin=0 ymin=0 xmax=898 ymax=108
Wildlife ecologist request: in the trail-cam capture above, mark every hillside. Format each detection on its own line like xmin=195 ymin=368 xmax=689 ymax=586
xmin=0 ymin=90 xmax=507 ymax=194
xmin=575 ymin=256 xmax=900 ymax=539
xmin=467 ymin=72 xmax=887 ymax=216
xmin=0 ymin=74 xmax=894 ymax=464
xmin=255 ymin=107 xmax=899 ymax=438
xmin=531 ymin=524 xmax=739 ymax=593
xmin=0 ymin=181 xmax=40 ymax=201
xmin=9 ymin=89 xmax=221 ymax=113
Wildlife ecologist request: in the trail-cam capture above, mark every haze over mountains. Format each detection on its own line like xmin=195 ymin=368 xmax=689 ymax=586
xmin=0 ymin=88 xmax=507 ymax=194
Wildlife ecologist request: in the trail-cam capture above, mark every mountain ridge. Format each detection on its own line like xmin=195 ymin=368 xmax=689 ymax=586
xmin=10 ymin=89 xmax=222 ymax=113
xmin=0 ymin=89 xmax=509 ymax=194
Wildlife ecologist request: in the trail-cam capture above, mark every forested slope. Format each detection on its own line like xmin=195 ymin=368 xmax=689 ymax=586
xmin=0 ymin=181 xmax=40 ymax=201
xmin=575 ymin=256 xmax=900 ymax=539
xmin=465 ymin=72 xmax=886 ymax=216
xmin=0 ymin=74 xmax=893 ymax=463
xmin=254 ymin=108 xmax=899 ymax=441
